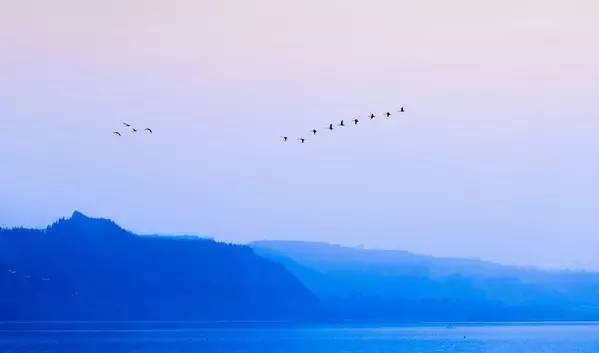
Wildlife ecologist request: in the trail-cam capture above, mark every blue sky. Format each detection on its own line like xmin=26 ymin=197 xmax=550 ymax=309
xmin=1 ymin=0 xmax=599 ymax=270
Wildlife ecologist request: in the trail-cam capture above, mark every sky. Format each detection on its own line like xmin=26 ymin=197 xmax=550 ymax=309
xmin=1 ymin=0 xmax=599 ymax=270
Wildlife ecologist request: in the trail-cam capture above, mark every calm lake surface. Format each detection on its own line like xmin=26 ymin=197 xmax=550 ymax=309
xmin=1 ymin=322 xmax=599 ymax=353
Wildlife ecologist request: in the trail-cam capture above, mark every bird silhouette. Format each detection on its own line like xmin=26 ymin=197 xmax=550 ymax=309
xmin=132 ymin=128 xmax=138 ymax=133
xmin=353 ymin=118 xmax=359 ymax=125
xmin=399 ymin=107 xmax=405 ymax=112
xmin=328 ymin=123 xmax=334 ymax=131
xmin=339 ymin=120 xmax=345 ymax=127
xmin=298 ymin=138 xmax=306 ymax=143
xmin=123 ymin=122 xmax=131 ymax=127
xmin=311 ymin=129 xmax=318 ymax=135
xmin=386 ymin=112 xmax=391 ymax=118
xmin=144 ymin=128 xmax=153 ymax=133
xmin=113 ymin=132 xmax=121 ymax=136
xmin=369 ymin=113 xmax=375 ymax=119
xmin=281 ymin=136 xmax=288 ymax=142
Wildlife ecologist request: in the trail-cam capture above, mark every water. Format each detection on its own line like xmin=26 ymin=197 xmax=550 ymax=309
xmin=1 ymin=322 xmax=599 ymax=353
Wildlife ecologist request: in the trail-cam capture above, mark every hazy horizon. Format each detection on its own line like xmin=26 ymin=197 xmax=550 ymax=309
xmin=2 ymin=209 xmax=596 ymax=273
xmin=2 ymin=0 xmax=599 ymax=271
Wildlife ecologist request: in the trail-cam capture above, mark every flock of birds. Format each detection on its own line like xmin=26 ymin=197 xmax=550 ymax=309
xmin=6 ymin=268 xmax=81 ymax=296
xmin=7 ymin=268 xmax=50 ymax=282
xmin=113 ymin=122 xmax=153 ymax=136
xmin=281 ymin=107 xmax=406 ymax=143
xmin=111 ymin=107 xmax=406 ymax=140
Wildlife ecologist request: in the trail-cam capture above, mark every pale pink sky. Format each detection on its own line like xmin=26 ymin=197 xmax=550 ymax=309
xmin=1 ymin=0 xmax=599 ymax=270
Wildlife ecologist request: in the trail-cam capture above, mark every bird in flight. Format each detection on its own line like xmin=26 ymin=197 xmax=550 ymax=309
xmin=353 ymin=118 xmax=359 ymax=125
xmin=386 ymin=112 xmax=391 ymax=118
xmin=123 ymin=122 xmax=131 ymax=127
xmin=399 ymin=107 xmax=405 ymax=112
xmin=328 ymin=123 xmax=334 ymax=131
xmin=132 ymin=128 xmax=138 ymax=133
xmin=298 ymin=138 xmax=306 ymax=143
xmin=113 ymin=132 xmax=121 ymax=136
xmin=281 ymin=136 xmax=288 ymax=142
xmin=144 ymin=128 xmax=153 ymax=133
xmin=369 ymin=113 xmax=375 ymax=119
xmin=311 ymin=129 xmax=318 ymax=135
xmin=339 ymin=120 xmax=345 ymax=127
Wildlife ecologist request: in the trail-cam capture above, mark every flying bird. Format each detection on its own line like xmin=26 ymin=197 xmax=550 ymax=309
xmin=339 ymin=120 xmax=345 ymax=127
xmin=123 ymin=122 xmax=131 ymax=127
xmin=353 ymin=118 xmax=359 ymax=125
xmin=328 ymin=123 xmax=334 ymax=131
xmin=131 ymin=128 xmax=138 ymax=133
xmin=369 ymin=113 xmax=375 ymax=119
xmin=311 ymin=129 xmax=318 ymax=135
xmin=386 ymin=112 xmax=391 ymax=118
xmin=281 ymin=136 xmax=288 ymax=142
xmin=399 ymin=107 xmax=405 ymax=112
xmin=113 ymin=132 xmax=121 ymax=136
xmin=298 ymin=138 xmax=306 ymax=143
xmin=144 ymin=128 xmax=153 ymax=133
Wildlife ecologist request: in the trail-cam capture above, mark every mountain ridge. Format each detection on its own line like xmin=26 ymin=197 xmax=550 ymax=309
xmin=251 ymin=240 xmax=593 ymax=276
xmin=3 ymin=212 xmax=599 ymax=322
xmin=0 ymin=212 xmax=320 ymax=321
xmin=251 ymin=240 xmax=599 ymax=321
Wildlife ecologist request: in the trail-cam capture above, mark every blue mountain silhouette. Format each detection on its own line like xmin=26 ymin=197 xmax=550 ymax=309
xmin=252 ymin=241 xmax=599 ymax=321
xmin=0 ymin=212 xmax=319 ymax=321
xmin=4 ymin=212 xmax=599 ymax=322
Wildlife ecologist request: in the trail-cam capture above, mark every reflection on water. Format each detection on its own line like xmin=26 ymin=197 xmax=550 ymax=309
xmin=1 ymin=322 xmax=599 ymax=353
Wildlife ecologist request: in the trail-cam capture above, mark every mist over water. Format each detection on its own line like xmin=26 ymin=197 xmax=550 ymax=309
xmin=2 ymin=2 xmax=599 ymax=353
